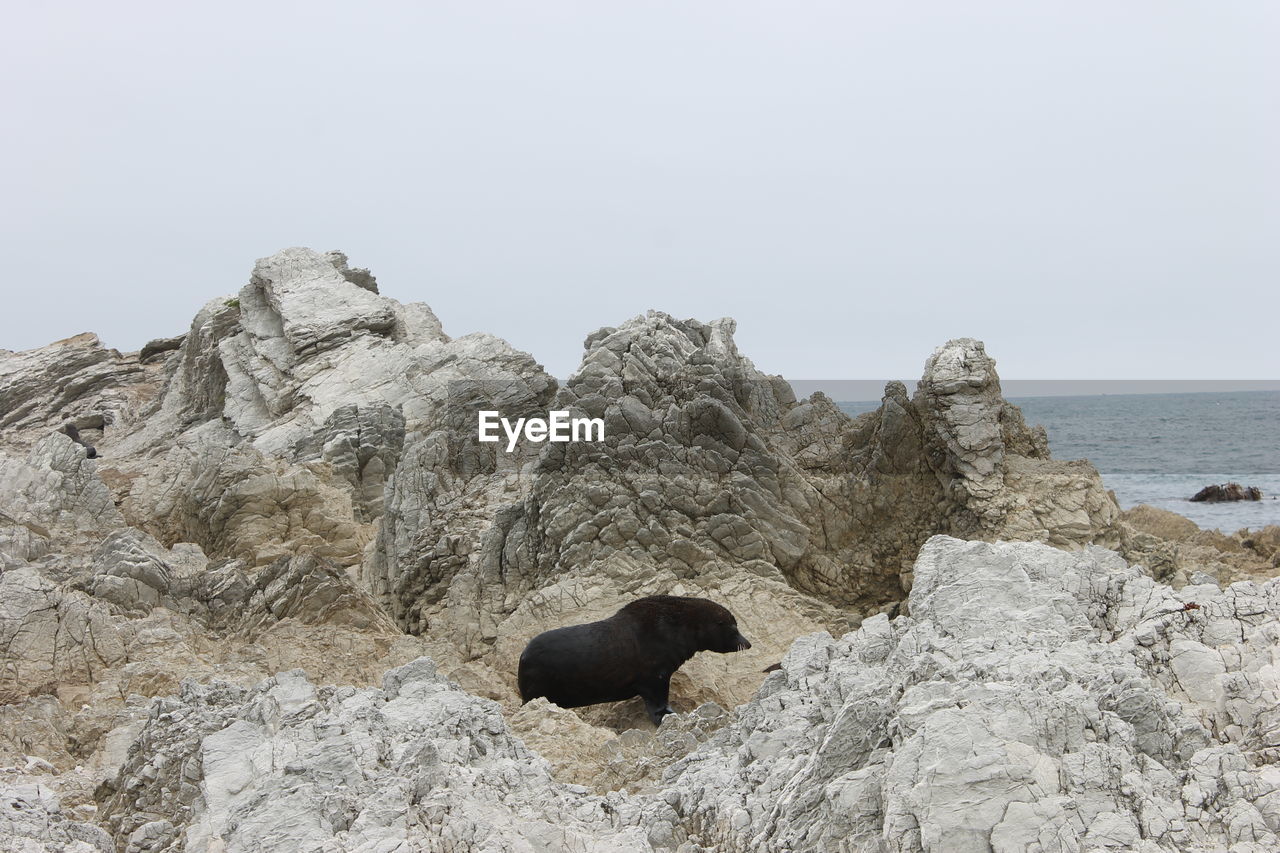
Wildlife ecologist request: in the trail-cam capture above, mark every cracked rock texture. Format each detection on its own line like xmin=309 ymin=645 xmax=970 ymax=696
xmin=640 ymin=536 xmax=1280 ymax=852
xmin=2 ymin=247 xmax=1277 ymax=851
xmin=87 ymin=539 xmax=1280 ymax=852
xmin=94 ymin=659 xmax=651 ymax=853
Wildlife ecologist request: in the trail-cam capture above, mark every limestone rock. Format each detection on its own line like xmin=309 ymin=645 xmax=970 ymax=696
xmin=290 ymin=402 xmax=406 ymax=522
xmin=914 ymin=339 xmax=1116 ymax=545
xmin=110 ymin=248 xmax=555 ymax=578
xmin=235 ymin=553 xmax=400 ymax=637
xmin=80 ymin=528 xmax=209 ymax=617
xmin=647 ymin=537 xmax=1280 ymax=852
xmin=0 ymin=332 xmax=156 ymax=455
xmin=0 ymin=434 xmax=124 ymax=559
xmin=0 ymin=782 xmax=113 ymax=853
xmin=95 ymin=661 xmax=651 ymax=852
xmin=369 ymin=310 xmax=858 ymax=641
xmin=0 ymin=566 xmax=128 ymax=703
xmin=91 ymin=539 xmax=1280 ymax=851
xmin=179 ymin=247 xmax=553 ymax=458
xmin=373 ymin=322 xmax=1122 ymax=653
xmin=122 ymin=421 xmax=366 ymax=568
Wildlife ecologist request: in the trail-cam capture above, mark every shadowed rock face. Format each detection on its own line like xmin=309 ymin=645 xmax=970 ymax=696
xmin=3 ymin=247 xmax=1277 ymax=851
xmin=1192 ymin=483 xmax=1264 ymax=503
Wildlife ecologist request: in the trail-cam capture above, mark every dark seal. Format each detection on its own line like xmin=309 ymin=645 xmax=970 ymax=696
xmin=60 ymin=423 xmax=98 ymax=458
xmin=517 ymin=595 xmax=752 ymax=725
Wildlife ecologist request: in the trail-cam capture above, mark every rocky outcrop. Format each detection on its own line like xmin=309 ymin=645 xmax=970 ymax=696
xmin=95 ymin=660 xmax=651 ymax=853
xmin=2 ymin=247 xmax=1275 ymax=851
xmin=913 ymin=339 xmax=1119 ymax=547
xmin=122 ymin=421 xmax=368 ymax=568
xmin=290 ymin=402 xmax=405 ymax=522
xmin=148 ymin=247 xmax=551 ymax=460
xmin=0 ymin=567 xmax=128 ymax=703
xmin=1118 ymin=505 xmax=1279 ymax=586
xmin=109 ymin=248 xmax=555 ymax=577
xmin=89 ymin=538 xmax=1280 ymax=852
xmin=1192 ymin=483 xmax=1264 ymax=502
xmin=370 ymin=323 xmax=1122 ymax=675
xmin=0 ymin=433 xmax=124 ymax=559
xmin=643 ymin=536 xmax=1280 ymax=852
xmin=0 ymin=781 xmax=113 ymax=853
xmin=0 ymin=332 xmax=159 ymax=455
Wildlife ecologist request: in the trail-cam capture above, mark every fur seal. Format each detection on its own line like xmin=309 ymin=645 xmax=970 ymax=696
xmin=60 ymin=423 xmax=98 ymax=458
xmin=517 ymin=595 xmax=751 ymax=725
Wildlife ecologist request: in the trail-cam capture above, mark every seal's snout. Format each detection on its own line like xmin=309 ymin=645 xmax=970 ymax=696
xmin=736 ymin=633 xmax=751 ymax=652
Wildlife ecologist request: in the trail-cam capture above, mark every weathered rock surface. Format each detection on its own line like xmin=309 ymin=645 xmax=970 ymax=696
xmin=1191 ymin=483 xmax=1264 ymax=503
xmin=106 ymin=248 xmax=555 ymax=578
xmin=0 ymin=332 xmax=159 ymax=455
xmin=641 ymin=537 xmax=1280 ymax=852
xmin=95 ymin=660 xmax=651 ymax=852
xmin=88 ymin=538 xmax=1280 ymax=852
xmin=1118 ymin=505 xmax=1280 ymax=586
xmin=3 ymin=247 xmax=1276 ymax=851
xmin=0 ymin=434 xmax=124 ymax=562
xmin=122 ymin=420 xmax=369 ymax=568
xmin=0 ymin=780 xmax=114 ymax=853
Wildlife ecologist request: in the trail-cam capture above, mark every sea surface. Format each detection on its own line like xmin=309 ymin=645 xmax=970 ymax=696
xmin=837 ymin=390 xmax=1279 ymax=533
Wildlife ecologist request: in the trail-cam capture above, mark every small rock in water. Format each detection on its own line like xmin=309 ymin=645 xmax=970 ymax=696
xmin=1189 ymin=482 xmax=1263 ymax=502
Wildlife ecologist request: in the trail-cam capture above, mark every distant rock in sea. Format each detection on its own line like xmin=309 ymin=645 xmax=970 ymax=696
xmin=1190 ymin=482 xmax=1264 ymax=503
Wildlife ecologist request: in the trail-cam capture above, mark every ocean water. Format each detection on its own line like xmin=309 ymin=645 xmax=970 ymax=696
xmin=837 ymin=390 xmax=1280 ymax=533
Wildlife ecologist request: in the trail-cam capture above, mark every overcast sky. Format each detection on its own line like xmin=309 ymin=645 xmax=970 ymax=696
xmin=2 ymin=2 xmax=1276 ymax=381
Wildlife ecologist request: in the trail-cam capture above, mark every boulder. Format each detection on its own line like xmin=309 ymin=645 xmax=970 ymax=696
xmin=1191 ymin=483 xmax=1264 ymax=503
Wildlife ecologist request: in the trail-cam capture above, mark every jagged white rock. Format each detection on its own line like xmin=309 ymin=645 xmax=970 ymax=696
xmin=645 ymin=536 xmax=1280 ymax=852
xmin=93 ymin=537 xmax=1280 ymax=851
xmin=96 ymin=659 xmax=651 ymax=852
xmin=0 ymin=781 xmax=113 ymax=853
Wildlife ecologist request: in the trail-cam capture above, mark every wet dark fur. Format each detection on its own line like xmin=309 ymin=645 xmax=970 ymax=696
xmin=517 ymin=595 xmax=751 ymax=725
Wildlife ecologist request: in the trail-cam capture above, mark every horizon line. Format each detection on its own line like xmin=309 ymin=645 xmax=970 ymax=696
xmin=789 ymin=379 xmax=1280 ymax=403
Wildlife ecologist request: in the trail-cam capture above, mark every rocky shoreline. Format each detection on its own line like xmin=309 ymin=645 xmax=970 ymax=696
xmin=3 ymin=248 xmax=1279 ymax=851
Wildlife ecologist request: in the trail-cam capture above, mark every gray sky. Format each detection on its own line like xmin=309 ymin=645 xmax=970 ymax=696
xmin=3 ymin=2 xmax=1276 ymax=381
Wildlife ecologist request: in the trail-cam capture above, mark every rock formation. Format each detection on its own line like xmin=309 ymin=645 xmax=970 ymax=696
xmin=1118 ymin=504 xmax=1280 ymax=586
xmin=2 ymin=247 xmax=1277 ymax=851
xmin=1191 ymin=483 xmax=1264 ymax=503
xmin=641 ymin=536 xmax=1280 ymax=852
xmin=73 ymin=538 xmax=1280 ymax=852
